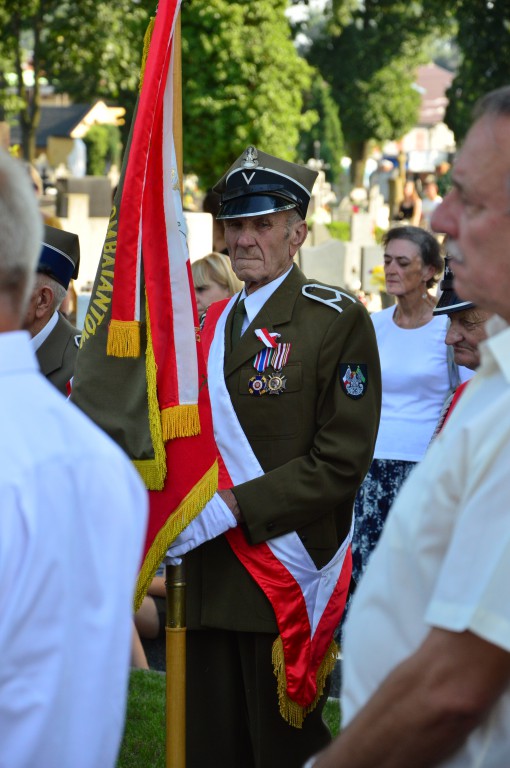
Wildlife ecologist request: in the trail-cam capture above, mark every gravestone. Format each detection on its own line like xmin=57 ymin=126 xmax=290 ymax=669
xmin=299 ymin=239 xmax=361 ymax=292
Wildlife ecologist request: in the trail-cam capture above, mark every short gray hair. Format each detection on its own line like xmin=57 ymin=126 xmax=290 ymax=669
xmin=473 ymin=85 xmax=510 ymax=121
xmin=285 ymin=207 xmax=304 ymax=236
xmin=0 ymin=150 xmax=42 ymax=307
xmin=35 ymin=272 xmax=68 ymax=311
xmin=472 ymin=86 xmax=510 ymax=203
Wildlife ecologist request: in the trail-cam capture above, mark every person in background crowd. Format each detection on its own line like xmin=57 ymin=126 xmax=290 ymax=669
xmin=165 ymin=145 xmax=381 ymax=768
xmin=435 ymin=160 xmax=452 ymax=197
xmin=395 ymin=179 xmax=422 ymax=226
xmin=421 ymin=175 xmax=443 ymax=229
xmin=369 ymin=158 xmax=395 ymax=204
xmin=305 ymin=83 xmax=510 ymax=768
xmin=23 ymin=225 xmax=81 ymax=396
xmin=351 ymin=226 xmax=472 ymax=586
xmin=0 ymin=147 xmax=148 ymax=768
xmin=192 ymin=251 xmax=243 ymax=322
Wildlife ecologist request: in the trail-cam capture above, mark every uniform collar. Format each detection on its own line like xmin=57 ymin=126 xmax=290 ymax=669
xmin=241 ymin=264 xmax=294 ymax=328
xmin=32 ymin=310 xmax=59 ymax=352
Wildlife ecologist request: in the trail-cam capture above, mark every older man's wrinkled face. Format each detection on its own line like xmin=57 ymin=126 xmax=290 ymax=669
xmin=445 ymin=308 xmax=490 ymax=370
xmin=223 ymin=211 xmax=307 ymax=294
xmin=431 ymin=115 xmax=510 ymax=323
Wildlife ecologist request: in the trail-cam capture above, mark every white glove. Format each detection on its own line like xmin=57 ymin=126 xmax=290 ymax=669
xmin=164 ymin=493 xmax=237 ymax=565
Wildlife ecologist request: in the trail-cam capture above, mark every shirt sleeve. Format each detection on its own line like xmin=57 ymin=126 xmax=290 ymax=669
xmin=425 ymin=416 xmax=510 ymax=653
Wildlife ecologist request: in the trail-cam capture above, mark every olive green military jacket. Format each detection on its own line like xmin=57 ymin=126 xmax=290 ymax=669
xmin=36 ymin=313 xmax=81 ymax=396
xmin=186 ymin=265 xmax=381 ymax=632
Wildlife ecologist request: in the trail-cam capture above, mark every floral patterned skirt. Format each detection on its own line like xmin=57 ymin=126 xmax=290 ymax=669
xmin=351 ymin=458 xmax=417 ymax=586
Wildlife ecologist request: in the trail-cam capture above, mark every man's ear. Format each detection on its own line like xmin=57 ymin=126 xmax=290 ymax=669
xmin=289 ymin=220 xmax=308 ymax=256
xmin=34 ymin=285 xmax=55 ymax=319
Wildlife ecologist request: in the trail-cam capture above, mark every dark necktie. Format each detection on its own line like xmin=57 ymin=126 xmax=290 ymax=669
xmin=231 ymin=298 xmax=246 ymax=348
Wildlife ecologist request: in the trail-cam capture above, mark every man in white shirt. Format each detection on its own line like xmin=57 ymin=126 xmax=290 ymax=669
xmin=0 ymin=148 xmax=148 ymax=768
xmin=306 ymin=85 xmax=510 ymax=768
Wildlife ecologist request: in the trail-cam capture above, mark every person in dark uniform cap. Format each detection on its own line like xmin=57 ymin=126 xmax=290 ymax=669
xmin=165 ymin=146 xmax=382 ymax=768
xmin=23 ymin=225 xmax=81 ymax=396
xmin=430 ymin=257 xmax=490 ymax=436
xmin=433 ymin=256 xmax=490 ymax=371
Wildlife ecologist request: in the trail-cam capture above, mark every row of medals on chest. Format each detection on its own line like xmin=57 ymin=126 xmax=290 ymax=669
xmin=248 ymin=342 xmax=291 ymax=396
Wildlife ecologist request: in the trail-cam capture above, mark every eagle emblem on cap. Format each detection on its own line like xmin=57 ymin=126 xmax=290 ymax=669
xmin=242 ymin=146 xmax=258 ymax=169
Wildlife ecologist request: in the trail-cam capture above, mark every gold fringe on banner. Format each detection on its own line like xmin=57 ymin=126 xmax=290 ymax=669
xmin=133 ymin=460 xmax=218 ymax=611
xmin=272 ymin=636 xmax=339 ymax=729
xmin=107 ymin=319 xmax=141 ymax=358
xmin=161 ymin=403 xmax=201 ymax=441
xmin=133 ymin=297 xmax=167 ymax=489
xmin=139 ymin=16 xmax=156 ymax=91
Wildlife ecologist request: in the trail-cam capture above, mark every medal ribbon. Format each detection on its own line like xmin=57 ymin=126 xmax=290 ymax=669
xmin=254 ymin=328 xmax=279 ymax=348
xmin=271 ymin=343 xmax=291 ymax=371
xmin=254 ymin=347 xmax=272 ymax=373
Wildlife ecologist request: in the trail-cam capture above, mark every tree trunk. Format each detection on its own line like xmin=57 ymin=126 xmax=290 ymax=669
xmin=348 ymin=139 xmax=370 ymax=187
xmin=15 ymin=9 xmax=41 ymax=163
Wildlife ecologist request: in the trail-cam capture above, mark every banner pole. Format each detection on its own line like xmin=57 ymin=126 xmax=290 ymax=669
xmin=166 ymin=10 xmax=186 ymax=768
xmin=165 ymin=561 xmax=186 ymax=768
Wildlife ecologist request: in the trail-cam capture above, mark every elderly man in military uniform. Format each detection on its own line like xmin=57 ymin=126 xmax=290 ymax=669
xmin=433 ymin=257 xmax=490 ymax=372
xmin=165 ymin=146 xmax=382 ymax=768
xmin=431 ymin=257 xmax=490 ymax=437
xmin=23 ymin=225 xmax=81 ymax=396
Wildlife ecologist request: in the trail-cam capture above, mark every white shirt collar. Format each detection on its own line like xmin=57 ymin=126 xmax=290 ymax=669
xmin=0 ymin=331 xmax=39 ymax=376
xmin=239 ymin=265 xmax=294 ymax=334
xmin=31 ymin=310 xmax=59 ymax=352
xmin=480 ymin=315 xmax=510 ymax=383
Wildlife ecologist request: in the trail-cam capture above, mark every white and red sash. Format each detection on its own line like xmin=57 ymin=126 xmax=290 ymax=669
xmin=206 ymin=295 xmax=353 ymax=726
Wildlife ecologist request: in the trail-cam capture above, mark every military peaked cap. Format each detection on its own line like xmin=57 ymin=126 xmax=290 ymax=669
xmin=433 ymin=257 xmax=474 ymax=316
xmin=213 ymin=145 xmax=318 ymax=220
xmin=39 ymin=225 xmax=80 ymax=290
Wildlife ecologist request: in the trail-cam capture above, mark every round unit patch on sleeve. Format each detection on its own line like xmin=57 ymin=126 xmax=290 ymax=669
xmin=339 ymin=363 xmax=368 ymax=399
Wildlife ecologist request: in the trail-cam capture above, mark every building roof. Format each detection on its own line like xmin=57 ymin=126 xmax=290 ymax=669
xmin=10 ymin=103 xmax=92 ymax=147
xmin=416 ymin=63 xmax=454 ymax=127
xmin=10 ymin=101 xmax=125 ymax=148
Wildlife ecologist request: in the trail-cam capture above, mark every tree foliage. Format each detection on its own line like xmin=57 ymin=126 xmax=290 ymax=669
xmin=298 ymin=76 xmax=344 ymax=184
xmin=444 ymin=0 xmax=510 ymax=141
xmin=181 ymin=0 xmax=317 ymax=189
xmin=0 ymin=0 xmax=154 ymax=160
xmin=83 ymin=123 xmax=122 ymax=176
xmin=306 ymin=0 xmax=452 ymax=184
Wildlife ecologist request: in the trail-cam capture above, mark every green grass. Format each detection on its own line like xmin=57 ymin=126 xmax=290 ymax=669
xmin=117 ymin=670 xmax=340 ymax=767
xmin=117 ymin=670 xmax=166 ymax=768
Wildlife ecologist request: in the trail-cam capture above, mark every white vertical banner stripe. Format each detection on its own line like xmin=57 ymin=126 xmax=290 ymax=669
xmin=162 ymin=12 xmax=199 ymax=406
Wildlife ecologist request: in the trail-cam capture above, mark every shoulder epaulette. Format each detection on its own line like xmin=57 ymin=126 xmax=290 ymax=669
xmin=301 ymin=283 xmax=356 ymax=314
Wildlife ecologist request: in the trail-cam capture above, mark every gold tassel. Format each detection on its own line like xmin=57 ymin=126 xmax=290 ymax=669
xmin=138 ymin=296 xmax=167 ymax=490
xmin=161 ymin=403 xmax=201 ymax=440
xmin=133 ymin=457 xmax=164 ymax=491
xmin=133 ymin=460 xmax=218 ymax=611
xmin=139 ymin=16 xmax=156 ymax=92
xmin=107 ymin=319 xmax=141 ymax=358
xmin=272 ymin=635 xmax=339 ymax=728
